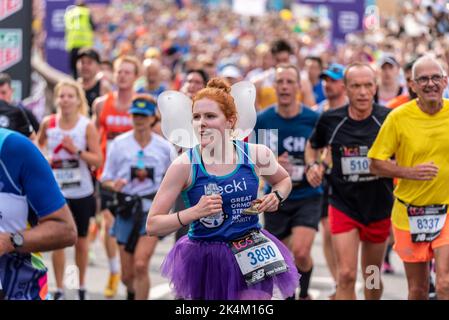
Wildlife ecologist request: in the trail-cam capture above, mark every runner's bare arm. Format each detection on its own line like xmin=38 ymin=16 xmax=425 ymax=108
xmin=248 ymin=144 xmax=292 ymax=212
xmin=36 ymin=116 xmax=50 ymax=150
xmin=81 ymin=122 xmax=103 ymax=167
xmin=101 ymin=179 xmax=127 ymax=192
xmin=146 ymin=153 xmax=195 ymax=236
xmin=0 ymin=204 xmax=77 ymax=255
xmin=370 ymin=159 xmax=439 ymax=181
xmin=92 ymin=95 xmax=107 ymax=129
xmin=304 ymin=140 xmax=326 ymax=188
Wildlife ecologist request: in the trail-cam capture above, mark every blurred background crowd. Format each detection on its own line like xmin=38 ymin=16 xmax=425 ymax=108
xmin=21 ymin=0 xmax=449 ymax=118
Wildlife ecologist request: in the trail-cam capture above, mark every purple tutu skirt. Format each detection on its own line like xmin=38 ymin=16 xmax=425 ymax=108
xmin=161 ymin=229 xmax=299 ymax=300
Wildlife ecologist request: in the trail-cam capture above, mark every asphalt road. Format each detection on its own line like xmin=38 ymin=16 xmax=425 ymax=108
xmin=42 ymin=224 xmax=409 ymax=300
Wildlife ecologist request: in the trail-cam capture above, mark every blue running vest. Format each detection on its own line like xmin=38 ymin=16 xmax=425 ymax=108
xmin=183 ymin=141 xmax=261 ymax=241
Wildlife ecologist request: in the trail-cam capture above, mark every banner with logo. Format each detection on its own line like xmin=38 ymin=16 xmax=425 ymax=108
xmin=297 ymin=0 xmax=365 ymax=43
xmin=329 ymin=0 xmax=365 ymax=42
xmin=45 ymin=0 xmax=71 ymax=74
xmin=45 ymin=0 xmax=110 ymax=74
xmin=0 ymin=0 xmax=31 ymax=100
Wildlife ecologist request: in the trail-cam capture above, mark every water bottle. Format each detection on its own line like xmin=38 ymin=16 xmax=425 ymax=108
xmin=205 ymin=176 xmax=223 ymax=216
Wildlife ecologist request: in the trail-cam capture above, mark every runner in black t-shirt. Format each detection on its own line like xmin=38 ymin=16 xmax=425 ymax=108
xmin=305 ymin=62 xmax=394 ymax=300
xmin=312 ymin=63 xmax=348 ymax=299
xmin=76 ymin=48 xmax=111 ymax=117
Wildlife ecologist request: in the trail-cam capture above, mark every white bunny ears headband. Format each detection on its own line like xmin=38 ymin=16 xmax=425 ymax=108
xmin=157 ymin=81 xmax=257 ymax=149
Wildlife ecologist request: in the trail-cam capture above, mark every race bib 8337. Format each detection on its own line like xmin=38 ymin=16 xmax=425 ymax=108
xmin=407 ymin=204 xmax=447 ymax=243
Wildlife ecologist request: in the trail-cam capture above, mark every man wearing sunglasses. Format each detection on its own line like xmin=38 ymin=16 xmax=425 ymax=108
xmin=369 ymin=55 xmax=449 ymax=300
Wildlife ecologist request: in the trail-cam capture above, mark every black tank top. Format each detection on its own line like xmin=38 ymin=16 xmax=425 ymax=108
xmin=85 ymin=80 xmax=101 ymax=116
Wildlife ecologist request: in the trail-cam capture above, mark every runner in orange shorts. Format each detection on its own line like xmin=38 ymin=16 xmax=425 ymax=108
xmin=369 ymin=55 xmax=449 ymax=300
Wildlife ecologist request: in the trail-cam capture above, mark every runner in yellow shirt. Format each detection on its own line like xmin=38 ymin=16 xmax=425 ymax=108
xmin=368 ymin=55 xmax=449 ymax=300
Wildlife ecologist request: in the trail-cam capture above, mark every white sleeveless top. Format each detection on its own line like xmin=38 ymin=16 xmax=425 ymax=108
xmin=46 ymin=114 xmax=94 ymax=199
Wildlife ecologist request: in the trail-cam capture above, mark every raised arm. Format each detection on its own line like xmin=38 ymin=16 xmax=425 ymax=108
xmin=36 ymin=116 xmax=50 ymax=150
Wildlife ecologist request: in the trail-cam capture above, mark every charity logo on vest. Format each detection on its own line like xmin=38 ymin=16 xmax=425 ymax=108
xmin=202 ymin=178 xmax=248 ymax=195
xmin=199 ymin=211 xmax=228 ymax=229
xmin=199 ymin=178 xmax=251 ymax=228
xmin=283 ymin=136 xmax=306 ymax=153
xmin=106 ymin=115 xmax=132 ymax=127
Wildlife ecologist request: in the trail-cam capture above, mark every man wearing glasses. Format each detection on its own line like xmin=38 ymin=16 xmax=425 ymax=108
xmin=369 ymin=55 xmax=449 ymax=300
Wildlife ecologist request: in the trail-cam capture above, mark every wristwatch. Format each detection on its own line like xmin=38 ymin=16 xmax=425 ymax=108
xmin=273 ymin=190 xmax=284 ymax=203
xmin=10 ymin=232 xmax=24 ymax=249
xmin=305 ymin=161 xmax=320 ymax=174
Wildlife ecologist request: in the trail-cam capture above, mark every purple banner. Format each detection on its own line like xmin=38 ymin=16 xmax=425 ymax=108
xmin=44 ymin=0 xmax=110 ymax=74
xmin=330 ymin=1 xmax=365 ymax=43
xmin=45 ymin=0 xmax=71 ymax=73
xmin=297 ymin=0 xmax=365 ymax=43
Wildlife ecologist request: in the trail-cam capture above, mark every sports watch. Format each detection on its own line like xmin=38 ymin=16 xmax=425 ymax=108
xmin=10 ymin=232 xmax=24 ymax=249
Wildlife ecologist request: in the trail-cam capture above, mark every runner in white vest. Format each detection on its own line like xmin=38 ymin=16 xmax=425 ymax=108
xmin=37 ymin=80 xmax=102 ymax=300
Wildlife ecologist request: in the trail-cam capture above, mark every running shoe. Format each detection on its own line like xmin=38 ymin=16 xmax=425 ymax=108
xmin=88 ymin=249 xmax=96 ymax=266
xmin=78 ymin=289 xmax=88 ymax=300
xmin=104 ymin=273 xmax=120 ymax=298
xmin=382 ymin=261 xmax=395 ymax=274
xmin=52 ymin=291 xmax=65 ymax=300
xmin=127 ymin=291 xmax=135 ymax=300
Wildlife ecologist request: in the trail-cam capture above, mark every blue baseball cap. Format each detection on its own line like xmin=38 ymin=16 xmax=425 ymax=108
xmin=320 ymin=63 xmax=346 ymax=81
xmin=129 ymin=98 xmax=157 ymax=116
